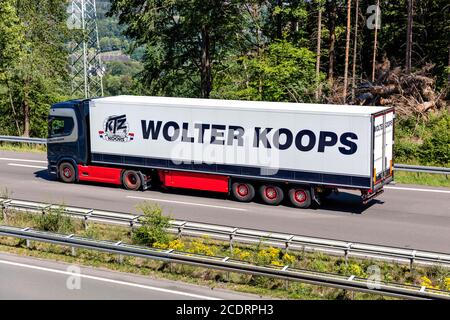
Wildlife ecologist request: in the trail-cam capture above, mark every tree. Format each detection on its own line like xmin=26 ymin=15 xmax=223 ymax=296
xmin=343 ymin=0 xmax=352 ymax=102
xmin=372 ymin=0 xmax=380 ymax=82
xmin=0 ymin=0 xmax=69 ymax=137
xmin=213 ymin=40 xmax=318 ymax=103
xmin=109 ymin=0 xmax=243 ymax=98
xmin=315 ymin=0 xmax=323 ymax=100
xmin=326 ymin=0 xmax=337 ymax=84
xmin=351 ymin=0 xmax=360 ymax=99
xmin=406 ymin=0 xmax=413 ymax=74
xmin=0 ymin=1 xmax=23 ymax=74
xmin=0 ymin=0 xmax=25 ymax=135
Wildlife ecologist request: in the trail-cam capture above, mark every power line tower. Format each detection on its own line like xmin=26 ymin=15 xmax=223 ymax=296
xmin=67 ymin=0 xmax=105 ymax=99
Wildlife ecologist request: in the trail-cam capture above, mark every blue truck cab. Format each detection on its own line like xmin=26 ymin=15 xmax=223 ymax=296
xmin=47 ymin=99 xmax=89 ymax=179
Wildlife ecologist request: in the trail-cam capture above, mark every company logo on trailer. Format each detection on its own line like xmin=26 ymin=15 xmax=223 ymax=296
xmin=99 ymin=114 xmax=134 ymax=142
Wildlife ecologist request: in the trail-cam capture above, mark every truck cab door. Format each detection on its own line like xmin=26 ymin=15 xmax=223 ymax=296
xmin=47 ymin=107 xmax=79 ymax=166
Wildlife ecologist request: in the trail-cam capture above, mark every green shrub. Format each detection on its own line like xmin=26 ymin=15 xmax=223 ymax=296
xmin=420 ymin=113 xmax=450 ymax=165
xmin=132 ymin=202 xmax=170 ymax=246
xmin=394 ymin=111 xmax=450 ymax=166
xmin=33 ymin=207 xmax=75 ymax=234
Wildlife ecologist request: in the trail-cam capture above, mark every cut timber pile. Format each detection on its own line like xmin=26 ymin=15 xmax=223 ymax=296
xmin=354 ymin=62 xmax=449 ymax=118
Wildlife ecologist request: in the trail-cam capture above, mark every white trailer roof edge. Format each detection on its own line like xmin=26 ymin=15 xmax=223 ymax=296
xmin=91 ymin=95 xmax=392 ymax=117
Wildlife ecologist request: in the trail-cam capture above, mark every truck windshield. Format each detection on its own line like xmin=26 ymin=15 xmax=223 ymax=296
xmin=48 ymin=116 xmax=74 ymax=137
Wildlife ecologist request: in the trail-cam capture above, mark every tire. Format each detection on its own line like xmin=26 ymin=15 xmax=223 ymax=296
xmin=59 ymin=162 xmax=76 ymax=183
xmin=122 ymin=170 xmax=142 ymax=191
xmin=288 ymin=187 xmax=311 ymax=209
xmin=259 ymin=185 xmax=284 ymax=206
xmin=231 ymin=182 xmax=255 ymax=202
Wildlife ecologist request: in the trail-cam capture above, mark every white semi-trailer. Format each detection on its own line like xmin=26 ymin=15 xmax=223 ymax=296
xmin=47 ymin=96 xmax=394 ymax=208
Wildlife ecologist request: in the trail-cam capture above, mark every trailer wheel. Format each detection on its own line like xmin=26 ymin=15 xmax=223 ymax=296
xmin=288 ymin=187 xmax=311 ymax=209
xmin=231 ymin=182 xmax=255 ymax=202
xmin=122 ymin=170 xmax=142 ymax=191
xmin=59 ymin=162 xmax=76 ymax=183
xmin=259 ymin=185 xmax=284 ymax=205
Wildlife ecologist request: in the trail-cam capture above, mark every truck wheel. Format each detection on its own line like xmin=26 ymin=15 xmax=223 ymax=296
xmin=231 ymin=182 xmax=255 ymax=202
xmin=59 ymin=162 xmax=76 ymax=183
xmin=288 ymin=187 xmax=311 ymax=209
xmin=259 ymin=185 xmax=284 ymax=205
xmin=122 ymin=170 xmax=142 ymax=191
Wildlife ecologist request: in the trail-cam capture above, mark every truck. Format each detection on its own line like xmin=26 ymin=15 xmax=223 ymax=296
xmin=47 ymin=95 xmax=394 ymax=209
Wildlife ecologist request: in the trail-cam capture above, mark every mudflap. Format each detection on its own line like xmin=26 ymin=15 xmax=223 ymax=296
xmin=138 ymin=172 xmax=151 ymax=191
xmin=362 ymin=188 xmax=384 ymax=204
xmin=311 ymin=187 xmax=321 ymax=206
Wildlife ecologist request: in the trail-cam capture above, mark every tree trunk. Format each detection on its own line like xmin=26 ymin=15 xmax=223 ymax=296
xmin=372 ymin=0 xmax=380 ymax=82
xmin=200 ymin=25 xmax=212 ymax=99
xmin=315 ymin=1 xmax=323 ymax=100
xmin=343 ymin=0 xmax=352 ymax=103
xmin=351 ymin=0 xmax=360 ymax=100
xmin=327 ymin=0 xmax=336 ymax=85
xmin=22 ymin=79 xmax=30 ymax=137
xmin=406 ymin=0 xmax=413 ymax=74
xmin=276 ymin=0 xmax=283 ymax=39
xmin=448 ymin=45 xmax=450 ymax=85
xmin=6 ymin=80 xmax=22 ymax=136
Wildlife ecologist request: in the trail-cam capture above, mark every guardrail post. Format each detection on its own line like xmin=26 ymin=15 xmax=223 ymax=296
xmin=115 ymin=241 xmax=124 ymax=263
xmin=177 ymin=222 xmax=186 ymax=239
xmin=66 ymin=234 xmax=76 ymax=256
xmin=165 ymin=249 xmax=175 ymax=273
xmin=42 ymin=204 xmax=51 ymax=216
xmin=222 ymin=257 xmax=230 ymax=282
xmin=230 ymin=228 xmax=238 ymax=253
xmin=282 ymin=265 xmax=289 ymax=290
xmin=84 ymin=210 xmax=93 ymax=230
xmin=1 ymin=203 xmax=6 ymax=222
xmin=345 ymin=243 xmax=353 ymax=265
xmin=21 ymin=227 xmax=31 ymax=248
xmin=285 ymin=236 xmax=294 ymax=253
xmin=410 ymin=250 xmax=416 ymax=270
xmin=1 ymin=200 xmax=11 ymax=223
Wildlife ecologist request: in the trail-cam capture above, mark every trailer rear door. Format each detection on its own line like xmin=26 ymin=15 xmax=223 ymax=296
xmin=373 ymin=109 xmax=394 ymax=188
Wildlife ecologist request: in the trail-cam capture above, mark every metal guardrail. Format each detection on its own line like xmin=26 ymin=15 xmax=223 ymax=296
xmin=394 ymin=164 xmax=450 ymax=175
xmin=2 ymin=198 xmax=450 ymax=269
xmin=0 ymin=135 xmax=47 ymax=145
xmin=0 ymin=224 xmax=448 ymax=300
xmin=1 ymin=136 xmax=448 ymax=174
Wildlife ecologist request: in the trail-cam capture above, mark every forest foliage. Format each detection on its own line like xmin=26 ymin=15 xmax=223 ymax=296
xmin=0 ymin=0 xmax=448 ymax=165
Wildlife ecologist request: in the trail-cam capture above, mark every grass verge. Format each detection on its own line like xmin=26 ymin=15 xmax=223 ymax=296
xmin=0 ymin=205 xmax=449 ymax=299
xmin=394 ymin=171 xmax=450 ymax=188
xmin=0 ymin=142 xmax=46 ymax=153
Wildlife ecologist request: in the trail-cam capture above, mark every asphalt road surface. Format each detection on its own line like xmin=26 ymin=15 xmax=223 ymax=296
xmin=0 ymin=252 xmax=262 ymax=299
xmin=0 ymin=150 xmax=449 ymax=253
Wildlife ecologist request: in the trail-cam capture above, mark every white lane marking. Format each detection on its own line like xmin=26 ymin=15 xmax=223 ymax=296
xmin=127 ymin=195 xmax=248 ymax=212
xmin=7 ymin=163 xmax=47 ymax=169
xmin=385 ymin=186 xmax=450 ymax=194
xmin=0 ymin=157 xmax=47 ymax=163
xmin=0 ymin=259 xmax=220 ymax=300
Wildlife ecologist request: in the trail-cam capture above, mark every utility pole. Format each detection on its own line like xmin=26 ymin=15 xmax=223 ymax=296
xmin=68 ymin=0 xmax=104 ymax=99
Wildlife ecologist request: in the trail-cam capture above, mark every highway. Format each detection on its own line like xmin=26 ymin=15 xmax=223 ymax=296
xmin=0 ymin=150 xmax=449 ymax=253
xmin=0 ymin=252 xmax=261 ymax=299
